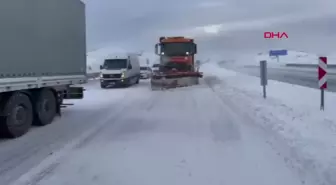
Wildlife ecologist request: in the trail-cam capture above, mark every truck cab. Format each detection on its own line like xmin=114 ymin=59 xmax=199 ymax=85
xmin=155 ymin=37 xmax=197 ymax=72
xmin=100 ymin=54 xmax=140 ymax=88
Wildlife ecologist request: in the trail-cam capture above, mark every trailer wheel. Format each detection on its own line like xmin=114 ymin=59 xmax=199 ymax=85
xmin=0 ymin=93 xmax=33 ymax=138
xmin=34 ymin=89 xmax=57 ymax=126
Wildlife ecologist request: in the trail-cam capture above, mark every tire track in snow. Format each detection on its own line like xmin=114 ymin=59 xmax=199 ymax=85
xmin=11 ymin=96 xmax=137 ymax=185
xmin=4 ymin=81 xmax=142 ymax=185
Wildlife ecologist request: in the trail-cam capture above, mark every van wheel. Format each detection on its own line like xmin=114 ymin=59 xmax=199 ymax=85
xmin=33 ymin=89 xmax=57 ymax=126
xmin=0 ymin=92 xmax=33 ymax=138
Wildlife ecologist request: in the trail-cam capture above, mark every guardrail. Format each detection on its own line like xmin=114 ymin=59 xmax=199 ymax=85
xmin=285 ymin=64 xmax=336 ymax=68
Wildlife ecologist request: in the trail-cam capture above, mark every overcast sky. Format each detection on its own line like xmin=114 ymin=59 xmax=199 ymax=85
xmin=83 ymin=0 xmax=336 ymax=62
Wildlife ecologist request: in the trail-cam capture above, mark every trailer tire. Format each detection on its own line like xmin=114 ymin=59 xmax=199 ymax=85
xmin=34 ymin=89 xmax=57 ymax=126
xmin=0 ymin=92 xmax=33 ymax=138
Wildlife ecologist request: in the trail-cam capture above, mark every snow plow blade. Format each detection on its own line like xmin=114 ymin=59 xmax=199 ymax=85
xmin=150 ymin=72 xmax=203 ymax=90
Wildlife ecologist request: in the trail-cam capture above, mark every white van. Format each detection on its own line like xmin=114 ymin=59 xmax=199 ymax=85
xmin=100 ymin=53 xmax=140 ymax=88
xmin=152 ymin=63 xmax=160 ymax=72
xmin=140 ymin=66 xmax=152 ymax=79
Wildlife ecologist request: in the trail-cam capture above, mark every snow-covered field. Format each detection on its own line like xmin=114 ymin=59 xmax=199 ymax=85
xmin=223 ymin=50 xmax=336 ymax=76
xmin=4 ymin=63 xmax=336 ymax=185
xmin=255 ymin=50 xmax=336 ymax=66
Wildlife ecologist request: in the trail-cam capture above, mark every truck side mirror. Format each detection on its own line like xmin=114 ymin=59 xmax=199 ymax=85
xmin=192 ymin=43 xmax=197 ymax=54
xmin=155 ymin=43 xmax=159 ymax=55
xmin=100 ymin=65 xmax=103 ymax=69
xmin=155 ymin=43 xmax=162 ymax=55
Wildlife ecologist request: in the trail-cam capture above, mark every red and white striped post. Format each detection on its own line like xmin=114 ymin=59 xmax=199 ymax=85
xmin=318 ymin=56 xmax=327 ymax=110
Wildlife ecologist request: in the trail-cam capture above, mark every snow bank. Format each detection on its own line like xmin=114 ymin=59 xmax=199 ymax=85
xmin=202 ymin=63 xmax=336 ymax=185
xmin=86 ymin=57 xmax=100 ymax=74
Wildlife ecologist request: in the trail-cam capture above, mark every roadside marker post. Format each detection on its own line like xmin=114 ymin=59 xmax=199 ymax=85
xmin=318 ymin=57 xmax=327 ymax=110
xmin=260 ymin=60 xmax=268 ymax=98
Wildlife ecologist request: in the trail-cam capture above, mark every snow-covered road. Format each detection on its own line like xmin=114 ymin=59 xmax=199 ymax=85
xmin=2 ymin=77 xmax=313 ymax=185
xmin=0 ymin=80 xmax=144 ymax=184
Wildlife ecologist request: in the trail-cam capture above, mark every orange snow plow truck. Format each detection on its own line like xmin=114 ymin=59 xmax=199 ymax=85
xmin=150 ymin=36 xmax=203 ymax=90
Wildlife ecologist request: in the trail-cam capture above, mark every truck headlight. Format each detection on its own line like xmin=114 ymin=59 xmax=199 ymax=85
xmin=100 ymin=73 xmax=103 ymax=78
xmin=121 ymin=72 xmax=125 ymax=78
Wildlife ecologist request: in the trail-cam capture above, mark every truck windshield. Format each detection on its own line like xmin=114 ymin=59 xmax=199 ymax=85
xmin=103 ymin=59 xmax=127 ymax=69
xmin=161 ymin=42 xmax=193 ymax=56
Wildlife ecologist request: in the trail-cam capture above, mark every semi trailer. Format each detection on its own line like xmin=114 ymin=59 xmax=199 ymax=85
xmin=0 ymin=0 xmax=87 ymax=138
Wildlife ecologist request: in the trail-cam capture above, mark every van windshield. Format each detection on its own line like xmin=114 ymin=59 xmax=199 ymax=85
xmin=103 ymin=59 xmax=127 ymax=69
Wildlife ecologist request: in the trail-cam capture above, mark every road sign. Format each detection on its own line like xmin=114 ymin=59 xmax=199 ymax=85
xmin=269 ymin=50 xmax=287 ymax=56
xmin=318 ymin=57 xmax=327 ymax=89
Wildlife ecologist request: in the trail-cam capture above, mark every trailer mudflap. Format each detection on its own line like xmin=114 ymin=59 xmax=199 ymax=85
xmin=63 ymin=86 xmax=84 ymax=99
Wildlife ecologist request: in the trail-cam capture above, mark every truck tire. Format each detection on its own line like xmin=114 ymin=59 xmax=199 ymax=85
xmin=136 ymin=77 xmax=140 ymax=84
xmin=0 ymin=92 xmax=33 ymax=138
xmin=33 ymin=89 xmax=57 ymax=126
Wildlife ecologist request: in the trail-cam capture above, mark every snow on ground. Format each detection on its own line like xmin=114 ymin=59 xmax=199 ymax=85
xmin=87 ymin=57 xmax=100 ymax=74
xmin=0 ymin=81 xmax=138 ymax=185
xmin=224 ymin=50 xmax=336 ymax=74
xmin=218 ymin=50 xmax=336 ymax=75
xmin=11 ymin=79 xmax=315 ymax=185
xmin=201 ymin=63 xmax=336 ymax=185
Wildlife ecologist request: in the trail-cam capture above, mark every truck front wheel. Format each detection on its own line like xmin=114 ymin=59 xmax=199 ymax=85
xmin=0 ymin=92 xmax=33 ymax=138
xmin=33 ymin=89 xmax=57 ymax=126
